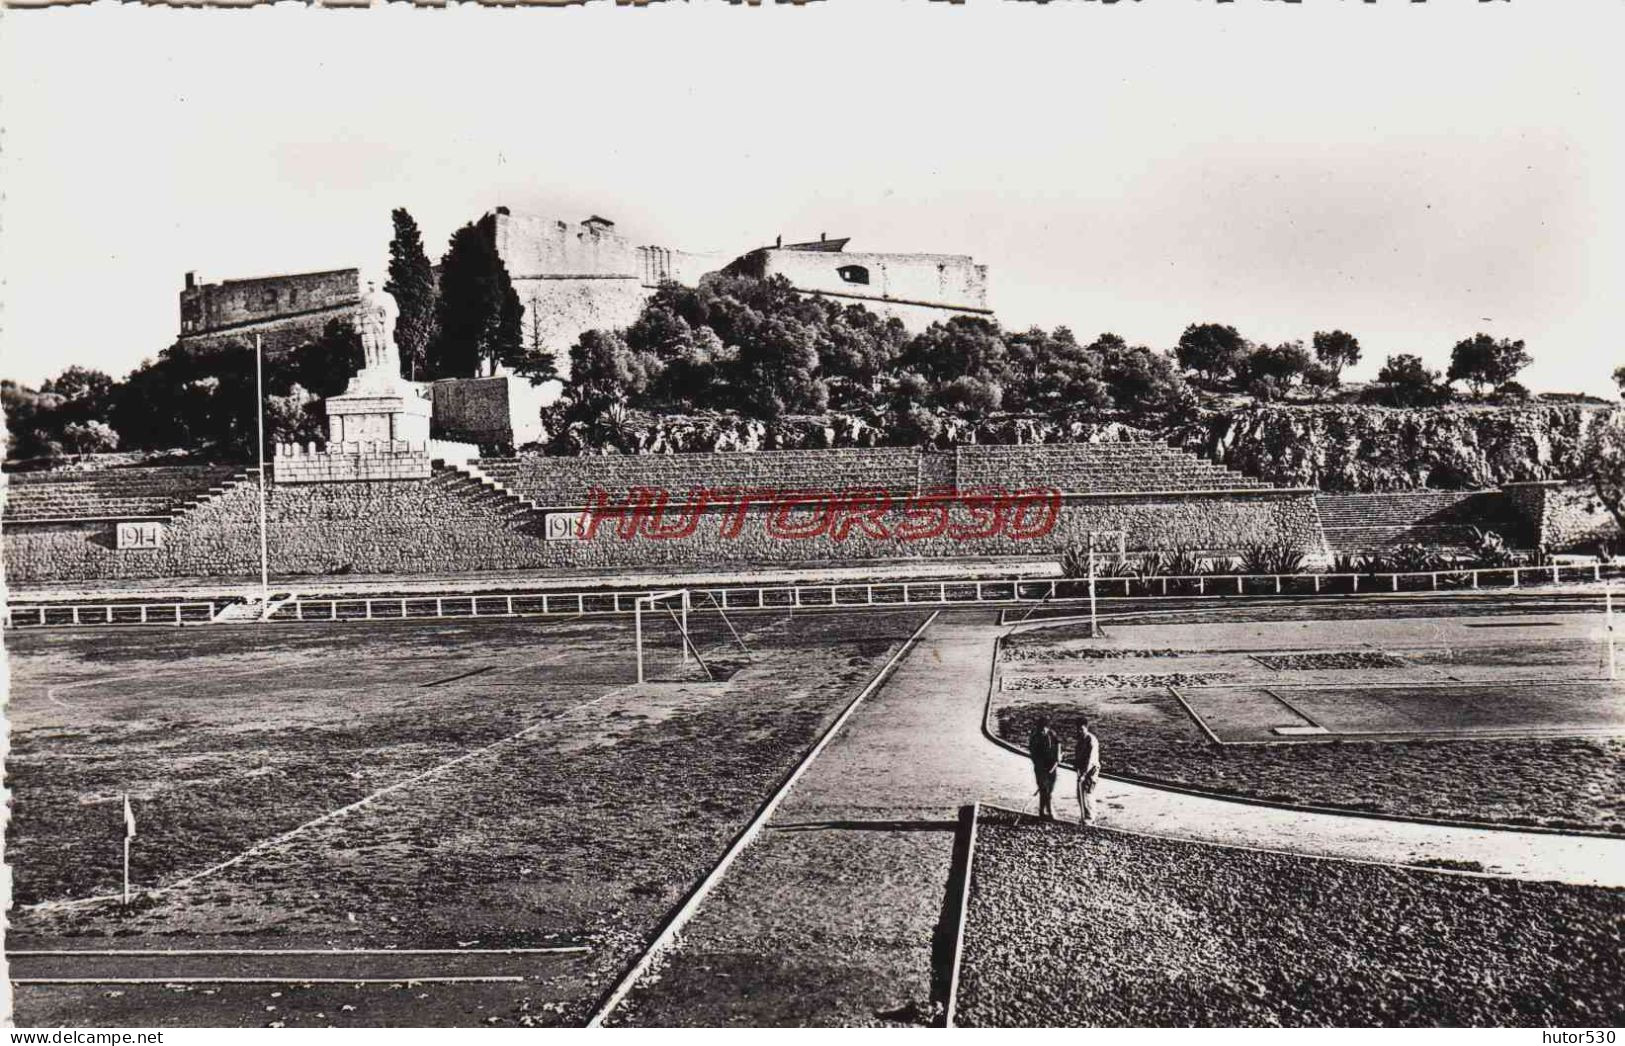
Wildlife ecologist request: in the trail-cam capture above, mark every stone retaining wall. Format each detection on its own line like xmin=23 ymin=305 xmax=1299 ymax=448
xmin=3 ymin=468 xmax=1324 ymax=584
xmin=1503 ymin=481 xmax=1620 ymax=552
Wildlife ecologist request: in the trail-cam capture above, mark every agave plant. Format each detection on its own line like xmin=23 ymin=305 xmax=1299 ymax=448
xmin=1059 ymin=543 xmax=1091 ymax=579
xmin=1240 ymin=541 xmax=1309 ymax=576
xmin=1381 ymin=542 xmax=1447 ymax=574
xmin=1329 ymin=551 xmax=1367 ymax=575
xmin=1159 ymin=546 xmax=1204 ymax=578
xmin=1095 ymin=556 xmax=1143 ymax=579
xmin=1468 ymin=526 xmax=1516 ymax=568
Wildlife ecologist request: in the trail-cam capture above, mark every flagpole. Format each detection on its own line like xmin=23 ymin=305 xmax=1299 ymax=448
xmin=255 ymin=333 xmax=270 ymax=611
xmin=1608 ymin=584 xmax=1617 ymax=681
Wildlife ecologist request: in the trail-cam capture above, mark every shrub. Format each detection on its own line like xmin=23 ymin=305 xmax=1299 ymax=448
xmin=1159 ymin=546 xmax=1204 ymax=578
xmin=1372 ymin=543 xmax=1448 ymax=573
xmin=1469 ymin=526 xmax=1516 ymax=568
xmin=1329 ymin=551 xmax=1367 ymax=575
xmin=1060 ymin=544 xmax=1136 ymax=579
xmin=1240 ymin=541 xmax=1308 ymax=576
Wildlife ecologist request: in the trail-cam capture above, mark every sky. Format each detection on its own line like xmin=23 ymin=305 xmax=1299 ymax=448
xmin=1 ymin=0 xmax=1621 ymax=395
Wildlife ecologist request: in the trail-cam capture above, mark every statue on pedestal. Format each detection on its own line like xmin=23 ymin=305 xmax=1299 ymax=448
xmin=356 ymin=280 xmax=400 ymax=376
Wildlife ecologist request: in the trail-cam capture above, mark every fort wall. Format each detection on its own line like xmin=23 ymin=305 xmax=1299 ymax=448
xmin=747 ymin=248 xmax=991 ymax=331
xmin=177 ymin=268 xmax=359 ymax=353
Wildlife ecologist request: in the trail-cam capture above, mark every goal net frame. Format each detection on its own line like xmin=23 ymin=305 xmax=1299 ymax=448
xmin=1084 ymin=530 xmax=1127 ymax=636
xmin=634 ymin=589 xmax=714 ymax=683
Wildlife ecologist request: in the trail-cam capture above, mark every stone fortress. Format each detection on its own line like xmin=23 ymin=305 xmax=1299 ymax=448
xmin=170 ymin=209 xmax=996 ymax=449
xmin=175 ymin=208 xmax=992 ymax=377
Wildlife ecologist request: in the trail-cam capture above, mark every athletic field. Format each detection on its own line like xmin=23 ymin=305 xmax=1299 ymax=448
xmin=4 ymin=606 xmax=932 ymax=1027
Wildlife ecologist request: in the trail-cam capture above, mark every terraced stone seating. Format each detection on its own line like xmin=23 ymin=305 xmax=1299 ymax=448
xmin=474 ymin=448 xmax=926 ymax=507
xmin=469 ymin=442 xmax=1275 ymax=508
xmin=2 ymin=465 xmax=247 ymax=522
xmin=1316 ymin=491 xmax=1518 ymax=550
xmin=954 ymin=443 xmax=1275 ymax=494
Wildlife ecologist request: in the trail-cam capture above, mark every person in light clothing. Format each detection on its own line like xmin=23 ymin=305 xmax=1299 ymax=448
xmin=1075 ymin=719 xmax=1102 ymax=823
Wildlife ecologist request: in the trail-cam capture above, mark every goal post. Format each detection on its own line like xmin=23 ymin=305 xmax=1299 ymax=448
xmin=1086 ymin=530 xmax=1128 ymax=566
xmin=634 ymin=589 xmax=714 ymax=683
xmin=1085 ymin=530 xmax=1127 ymax=637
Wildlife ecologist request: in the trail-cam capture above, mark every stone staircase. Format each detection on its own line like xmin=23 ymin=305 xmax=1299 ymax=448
xmin=433 ymin=459 xmax=543 ymax=521
xmin=168 ymin=467 xmax=263 ymax=524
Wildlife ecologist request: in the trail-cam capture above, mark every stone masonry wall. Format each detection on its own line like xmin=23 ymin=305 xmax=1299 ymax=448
xmin=1505 ymin=482 xmax=1621 ymax=552
xmin=509 ymin=277 xmax=652 ymax=379
xmin=3 ymin=470 xmax=1322 ymax=584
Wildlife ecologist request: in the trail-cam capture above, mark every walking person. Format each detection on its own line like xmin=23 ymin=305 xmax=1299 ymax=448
xmin=1027 ymin=715 xmax=1062 ymax=821
xmin=1075 ymin=719 xmax=1102 ymax=824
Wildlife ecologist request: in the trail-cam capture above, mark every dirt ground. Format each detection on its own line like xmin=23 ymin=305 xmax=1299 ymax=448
xmin=5 ymin=609 xmax=932 ymax=1027
xmin=995 ymin=612 xmax=1625 ymax=832
xmin=956 ymin=809 xmax=1625 ymax=1027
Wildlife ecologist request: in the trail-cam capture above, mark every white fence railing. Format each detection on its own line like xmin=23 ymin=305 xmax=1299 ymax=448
xmin=5 ymin=561 xmax=1620 ymax=629
xmin=5 ymin=601 xmax=221 ymax=628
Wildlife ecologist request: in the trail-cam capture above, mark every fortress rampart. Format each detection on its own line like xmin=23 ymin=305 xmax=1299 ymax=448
xmin=177 ymin=268 xmax=360 ymax=354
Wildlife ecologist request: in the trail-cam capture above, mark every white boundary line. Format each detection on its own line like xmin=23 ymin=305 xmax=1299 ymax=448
xmin=943 ymin=801 xmax=982 ymax=1029
xmin=19 ymin=691 xmax=621 ymax=912
xmin=584 ymin=609 xmax=941 ymax=1028
xmin=11 ymin=977 xmax=524 ymax=986
xmin=7 ymin=947 xmax=588 ymax=957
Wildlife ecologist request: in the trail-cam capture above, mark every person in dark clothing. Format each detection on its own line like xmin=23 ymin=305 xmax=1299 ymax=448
xmin=1027 ymin=716 xmax=1062 ymax=820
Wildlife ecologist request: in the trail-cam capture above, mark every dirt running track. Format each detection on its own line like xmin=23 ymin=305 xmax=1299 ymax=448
xmin=612 ymin=608 xmax=1625 ymax=1027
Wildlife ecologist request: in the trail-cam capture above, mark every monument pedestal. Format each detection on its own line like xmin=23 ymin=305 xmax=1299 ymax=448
xmin=275 ymin=364 xmax=458 ymax=483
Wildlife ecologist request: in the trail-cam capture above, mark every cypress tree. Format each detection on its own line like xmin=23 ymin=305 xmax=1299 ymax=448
xmin=384 ymin=208 xmax=438 ymax=380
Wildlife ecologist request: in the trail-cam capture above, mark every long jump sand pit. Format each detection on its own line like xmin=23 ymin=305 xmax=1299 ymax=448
xmin=1177 ymin=680 xmax=1625 ymax=743
xmin=5 ymin=607 xmax=933 ymax=1027
xmin=993 ymin=609 xmax=1625 ymax=832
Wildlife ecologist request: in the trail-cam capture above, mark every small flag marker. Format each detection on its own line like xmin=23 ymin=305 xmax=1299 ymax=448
xmin=122 ymin=793 xmax=135 ymax=906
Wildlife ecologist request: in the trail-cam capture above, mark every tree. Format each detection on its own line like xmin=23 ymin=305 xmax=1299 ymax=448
xmin=60 ymin=420 xmax=119 ymax=457
xmin=1580 ymin=410 xmax=1625 ymax=539
xmin=1239 ymin=341 xmax=1312 ymax=401
xmin=385 ymin=207 xmax=438 ymax=380
xmin=1372 ymin=353 xmax=1446 ymax=407
xmin=1005 ymin=326 xmax=1110 ymax=412
xmin=2 ymin=380 xmax=66 ymax=459
xmin=40 ymin=366 xmax=117 ymax=422
xmin=735 ymin=315 xmax=827 ymax=418
xmin=902 ymin=316 xmax=1011 ymax=387
xmin=1175 ymin=323 xmax=1245 ymax=384
xmin=428 ymin=215 xmax=525 ymax=379
xmin=938 ymin=375 xmax=1004 ymax=416
xmin=1311 ymin=330 xmax=1361 ymax=381
xmin=1447 ymin=333 xmax=1531 ymax=397
xmin=1613 ymin=365 xmax=1625 ymax=401
xmin=566 ymin=329 xmax=658 ymax=415
xmin=1098 ymin=336 xmax=1191 ymax=417
xmin=109 ymin=339 xmax=310 ymax=460
xmin=292 ymin=319 xmax=366 ymax=398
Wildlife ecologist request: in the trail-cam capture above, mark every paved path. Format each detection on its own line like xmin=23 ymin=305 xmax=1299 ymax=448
xmin=615 ymin=610 xmax=1625 ymax=1026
